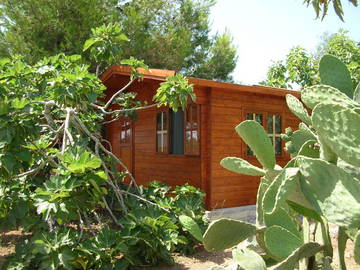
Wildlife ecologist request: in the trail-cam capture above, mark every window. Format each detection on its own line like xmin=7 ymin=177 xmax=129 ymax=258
xmin=185 ymin=104 xmax=200 ymax=155
xmin=246 ymin=112 xmax=282 ymax=156
xmin=120 ymin=120 xmax=131 ymax=145
xmin=156 ymin=111 xmax=168 ymax=153
xmin=156 ymin=104 xmax=200 ymax=155
xmin=267 ymin=114 xmax=282 ymax=155
xmin=170 ymin=109 xmax=184 ymax=154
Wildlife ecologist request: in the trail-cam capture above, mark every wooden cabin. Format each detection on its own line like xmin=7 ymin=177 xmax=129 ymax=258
xmin=101 ymin=66 xmax=300 ymax=209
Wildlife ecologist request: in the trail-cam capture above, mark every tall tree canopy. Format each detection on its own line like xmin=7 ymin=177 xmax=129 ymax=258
xmin=261 ymin=30 xmax=359 ymax=89
xmin=0 ymin=0 xmax=237 ymax=81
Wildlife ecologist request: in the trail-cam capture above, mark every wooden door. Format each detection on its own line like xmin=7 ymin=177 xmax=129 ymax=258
xmin=119 ymin=119 xmax=133 ymax=175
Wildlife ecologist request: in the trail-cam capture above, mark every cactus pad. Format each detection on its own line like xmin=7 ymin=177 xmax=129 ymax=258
xmin=270 ymin=242 xmax=322 ymax=270
xmin=203 ymin=219 xmax=257 ymax=252
xmin=312 ymin=103 xmax=360 ymax=167
xmin=319 ymin=55 xmax=353 ymax=98
xmin=286 ymin=94 xmax=311 ymax=126
xmin=354 ymin=82 xmax=360 ymax=103
xmin=301 ymin=85 xmax=357 ymax=110
xmin=297 ymin=140 xmax=319 ymax=158
xmin=262 ymin=168 xmax=299 ymax=214
xmin=264 ymin=225 xmax=303 ymax=261
xmin=264 ymin=208 xmax=300 ymax=237
xmin=232 ymin=247 xmax=266 ymax=270
xmin=235 ymin=120 xmax=275 ymax=170
xmin=354 ymin=230 xmax=360 ymax=265
xmin=220 ymin=157 xmax=265 ymax=176
xmin=298 ymin=156 xmax=360 ymax=228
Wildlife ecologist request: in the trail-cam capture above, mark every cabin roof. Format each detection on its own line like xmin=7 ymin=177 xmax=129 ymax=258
xmin=101 ymin=65 xmax=300 ymax=98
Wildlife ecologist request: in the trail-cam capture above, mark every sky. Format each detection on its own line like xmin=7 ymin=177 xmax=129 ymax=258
xmin=210 ymin=0 xmax=360 ymax=85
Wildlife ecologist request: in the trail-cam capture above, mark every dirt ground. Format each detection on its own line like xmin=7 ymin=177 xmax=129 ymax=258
xmin=0 ymin=228 xmax=358 ymax=270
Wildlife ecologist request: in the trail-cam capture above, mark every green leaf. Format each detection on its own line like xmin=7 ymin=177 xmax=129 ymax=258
xmin=203 ymin=219 xmax=257 ymax=252
xmin=264 ymin=225 xmax=303 ymax=261
xmin=235 ymin=120 xmax=275 ymax=170
xmin=83 ymin=38 xmax=98 ymax=51
xmin=232 ymin=247 xmax=266 ymax=270
xmin=220 ymin=157 xmax=265 ymax=176
xmin=270 ymin=242 xmax=323 ymax=270
xmin=11 ymin=98 xmax=28 ymax=109
xmin=298 ymin=156 xmax=360 ymax=228
xmin=179 ymin=215 xmax=203 ymax=242
xmin=319 ymin=55 xmax=353 ymax=98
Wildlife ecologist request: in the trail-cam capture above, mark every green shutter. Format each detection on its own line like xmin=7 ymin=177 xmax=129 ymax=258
xmin=170 ymin=109 xmax=184 ymax=154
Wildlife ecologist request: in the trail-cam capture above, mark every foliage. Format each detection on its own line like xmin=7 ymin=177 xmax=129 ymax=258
xmin=303 ymin=0 xmax=358 ymax=21
xmin=153 ymin=74 xmax=196 ymax=112
xmin=0 ymin=0 xmax=238 ymax=81
xmin=2 ymin=182 xmax=207 ymax=269
xmin=202 ymin=55 xmax=360 ymax=269
xmin=0 ymin=24 xmax=204 ymax=269
xmin=0 ymin=0 xmax=119 ymax=63
xmin=261 ymin=46 xmax=319 ymax=89
xmin=261 ymin=30 xmax=359 ymax=89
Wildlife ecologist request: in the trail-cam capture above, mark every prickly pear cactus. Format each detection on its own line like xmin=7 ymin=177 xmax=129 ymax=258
xmin=203 ymin=55 xmax=360 ymax=270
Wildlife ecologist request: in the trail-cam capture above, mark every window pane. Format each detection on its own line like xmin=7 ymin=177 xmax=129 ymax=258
xmin=121 ymin=130 xmax=126 ymax=144
xmin=275 ymin=137 xmax=282 ymax=155
xmin=170 ymin=109 xmax=184 ymax=154
xmin=255 ymin=114 xmax=263 ymax=125
xmin=185 ymin=130 xmax=191 ymax=153
xmin=246 ymin=113 xmax=253 ymax=120
xmin=157 ymin=113 xmax=162 ymax=130
xmin=275 ymin=115 xmax=281 ymax=134
xmin=163 ymin=133 xmax=168 ymax=153
xmin=157 ymin=134 xmax=162 ymax=152
xmin=162 ymin=112 xmax=167 ymax=130
xmin=267 ymin=115 xmax=273 ymax=134
xmin=192 ymin=105 xmax=198 ymax=129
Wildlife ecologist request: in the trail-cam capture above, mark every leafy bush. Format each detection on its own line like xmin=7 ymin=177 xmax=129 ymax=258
xmin=0 ymin=23 xmax=201 ymax=269
xmin=203 ymin=55 xmax=360 ymax=269
xmin=2 ymin=182 xmax=206 ymax=270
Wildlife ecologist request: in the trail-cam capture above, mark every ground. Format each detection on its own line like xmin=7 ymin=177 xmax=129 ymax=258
xmin=0 ymin=228 xmax=358 ymax=270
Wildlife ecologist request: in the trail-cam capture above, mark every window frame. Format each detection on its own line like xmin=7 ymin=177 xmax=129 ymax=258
xmin=155 ymin=109 xmax=170 ymax=154
xmin=243 ymin=109 xmax=284 ymax=158
xmin=119 ymin=118 xmax=132 ymax=146
xmin=184 ymin=103 xmax=200 ymax=156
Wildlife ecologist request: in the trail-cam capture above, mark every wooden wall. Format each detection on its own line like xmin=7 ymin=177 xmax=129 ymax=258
xmin=104 ymin=76 xmax=205 ymax=190
xmin=207 ymin=87 xmax=300 ymax=209
xmin=103 ymin=72 xmax=300 ymax=210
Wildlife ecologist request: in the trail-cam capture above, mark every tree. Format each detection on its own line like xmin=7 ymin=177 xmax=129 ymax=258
xmin=316 ymin=29 xmax=360 ymax=88
xmin=186 ymin=30 xmax=238 ymax=82
xmin=303 ymin=0 xmax=358 ymax=21
xmin=0 ymin=0 xmax=119 ymax=63
xmin=0 ymin=0 xmax=238 ymax=81
xmin=260 ymin=46 xmax=319 ymax=89
xmin=0 ymin=24 xmax=207 ymax=269
xmin=261 ymin=30 xmax=359 ymax=89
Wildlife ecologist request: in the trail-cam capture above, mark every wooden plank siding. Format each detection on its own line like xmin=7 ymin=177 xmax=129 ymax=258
xmin=102 ymin=67 xmax=301 ymax=210
xmin=207 ymin=87 xmax=299 ymax=209
xmin=104 ymin=75 xmax=207 ymax=192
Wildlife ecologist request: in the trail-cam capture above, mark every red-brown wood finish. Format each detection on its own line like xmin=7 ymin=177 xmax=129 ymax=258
xmin=102 ymin=67 xmax=300 ymax=210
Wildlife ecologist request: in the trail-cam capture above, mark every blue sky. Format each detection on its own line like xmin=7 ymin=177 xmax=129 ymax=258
xmin=210 ymin=0 xmax=360 ymax=84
